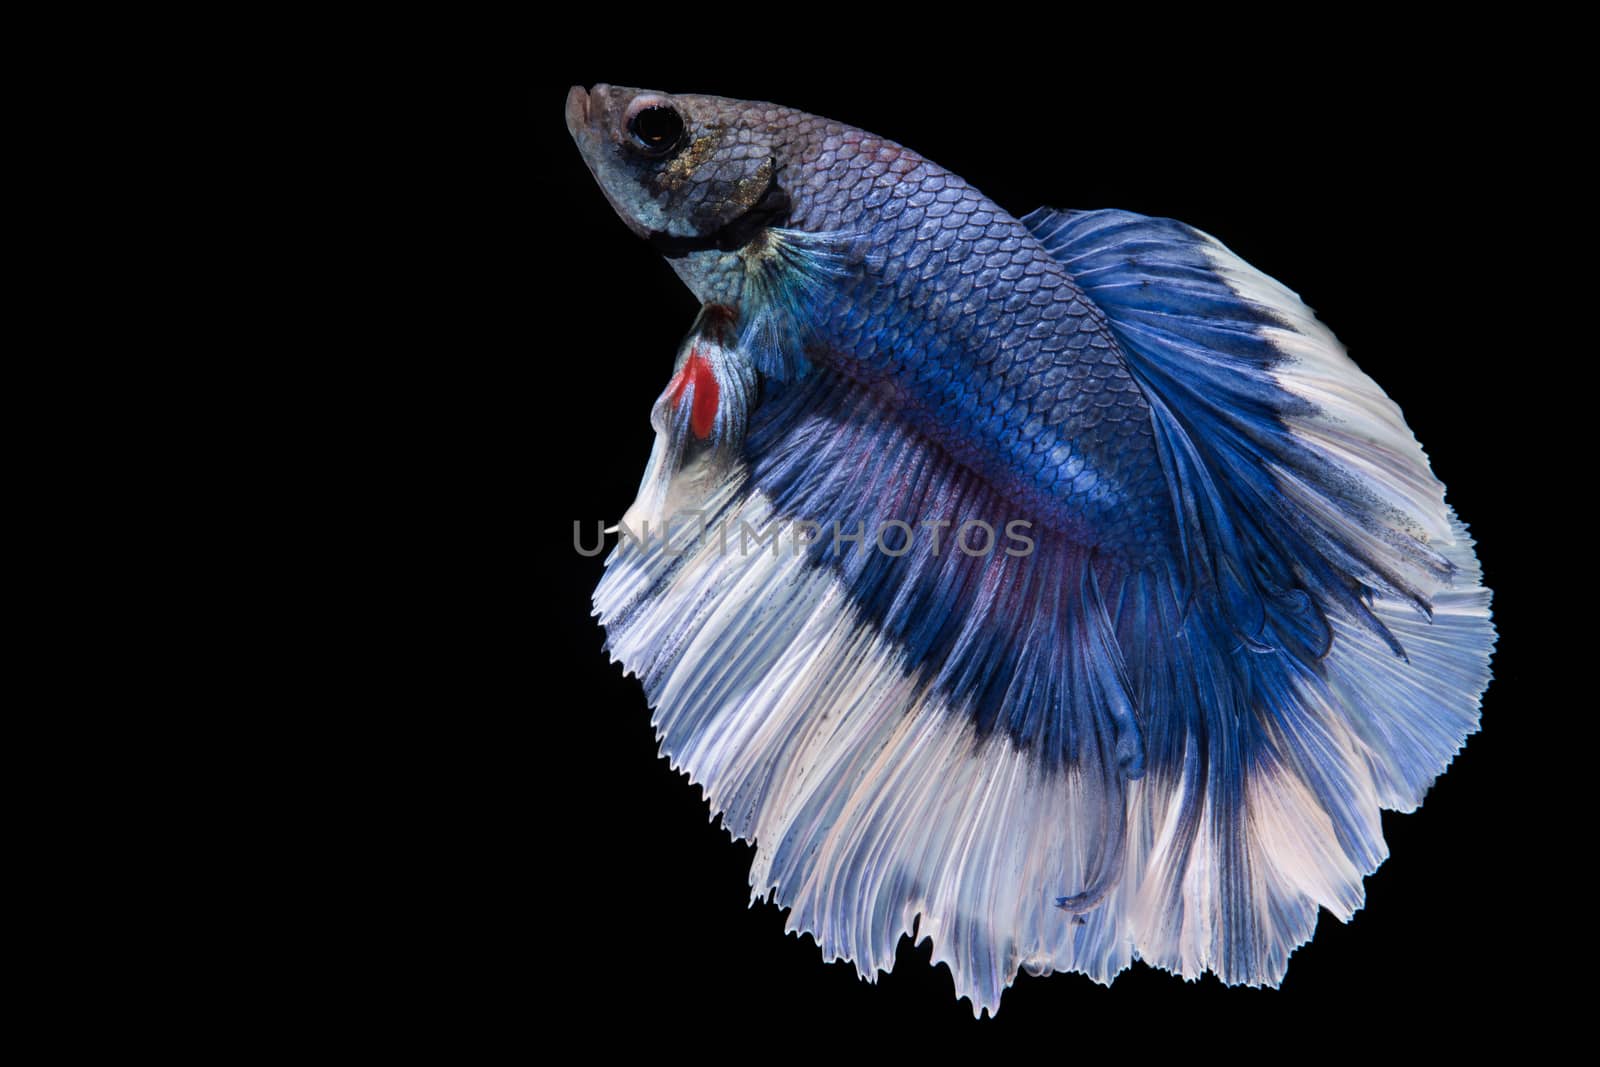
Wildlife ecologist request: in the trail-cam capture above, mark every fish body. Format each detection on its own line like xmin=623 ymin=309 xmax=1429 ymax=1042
xmin=567 ymin=84 xmax=1494 ymax=1015
xmin=570 ymin=86 xmax=1163 ymax=551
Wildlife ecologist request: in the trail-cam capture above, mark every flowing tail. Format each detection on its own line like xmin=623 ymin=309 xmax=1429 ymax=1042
xmin=594 ymin=210 xmax=1494 ymax=1016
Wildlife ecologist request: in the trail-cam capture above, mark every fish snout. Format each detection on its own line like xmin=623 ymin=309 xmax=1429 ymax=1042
xmin=564 ymin=85 xmax=591 ymax=141
xmin=565 ymin=84 xmax=622 ymax=144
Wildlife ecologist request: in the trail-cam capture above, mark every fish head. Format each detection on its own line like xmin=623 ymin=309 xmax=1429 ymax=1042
xmin=566 ymin=84 xmax=782 ymax=247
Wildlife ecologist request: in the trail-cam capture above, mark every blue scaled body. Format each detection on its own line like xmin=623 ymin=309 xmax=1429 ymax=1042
xmin=783 ymin=166 xmax=1170 ymax=555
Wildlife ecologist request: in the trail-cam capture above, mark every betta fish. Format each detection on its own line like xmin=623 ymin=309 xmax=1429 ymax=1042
xmin=566 ymin=84 xmax=1494 ymax=1015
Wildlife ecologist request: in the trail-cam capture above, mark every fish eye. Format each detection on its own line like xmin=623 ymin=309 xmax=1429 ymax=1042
xmin=628 ymin=106 xmax=684 ymax=157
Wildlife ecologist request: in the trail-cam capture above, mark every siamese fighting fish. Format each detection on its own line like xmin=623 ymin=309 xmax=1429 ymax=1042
xmin=566 ymin=84 xmax=1494 ymax=1015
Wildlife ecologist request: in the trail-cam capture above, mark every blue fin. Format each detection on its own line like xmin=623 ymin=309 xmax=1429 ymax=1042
xmin=736 ymin=226 xmax=864 ymax=380
xmin=1023 ymin=208 xmax=1461 ymax=651
xmin=1022 ymin=206 xmax=1494 ymax=954
xmin=599 ymin=365 xmax=1173 ymax=1015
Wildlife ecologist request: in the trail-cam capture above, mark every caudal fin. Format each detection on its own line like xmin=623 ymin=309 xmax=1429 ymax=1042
xmin=1026 ymin=207 xmax=1495 ymax=977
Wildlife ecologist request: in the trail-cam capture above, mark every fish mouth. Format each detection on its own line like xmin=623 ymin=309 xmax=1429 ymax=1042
xmin=564 ymin=85 xmax=591 ymax=141
xmin=565 ymin=84 xmax=617 ymax=145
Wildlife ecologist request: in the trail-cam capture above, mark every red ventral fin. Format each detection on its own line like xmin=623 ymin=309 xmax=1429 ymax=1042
xmin=668 ymin=347 xmax=720 ymax=439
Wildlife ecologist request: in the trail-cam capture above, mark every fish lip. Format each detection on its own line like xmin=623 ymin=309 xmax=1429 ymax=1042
xmin=564 ymin=85 xmax=590 ymax=142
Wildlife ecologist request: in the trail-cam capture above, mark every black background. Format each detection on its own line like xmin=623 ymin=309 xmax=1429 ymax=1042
xmin=494 ymin=45 xmax=1552 ymax=1044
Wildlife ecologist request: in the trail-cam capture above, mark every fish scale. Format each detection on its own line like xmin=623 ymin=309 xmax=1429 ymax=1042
xmin=776 ymin=122 xmax=1169 ymax=551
